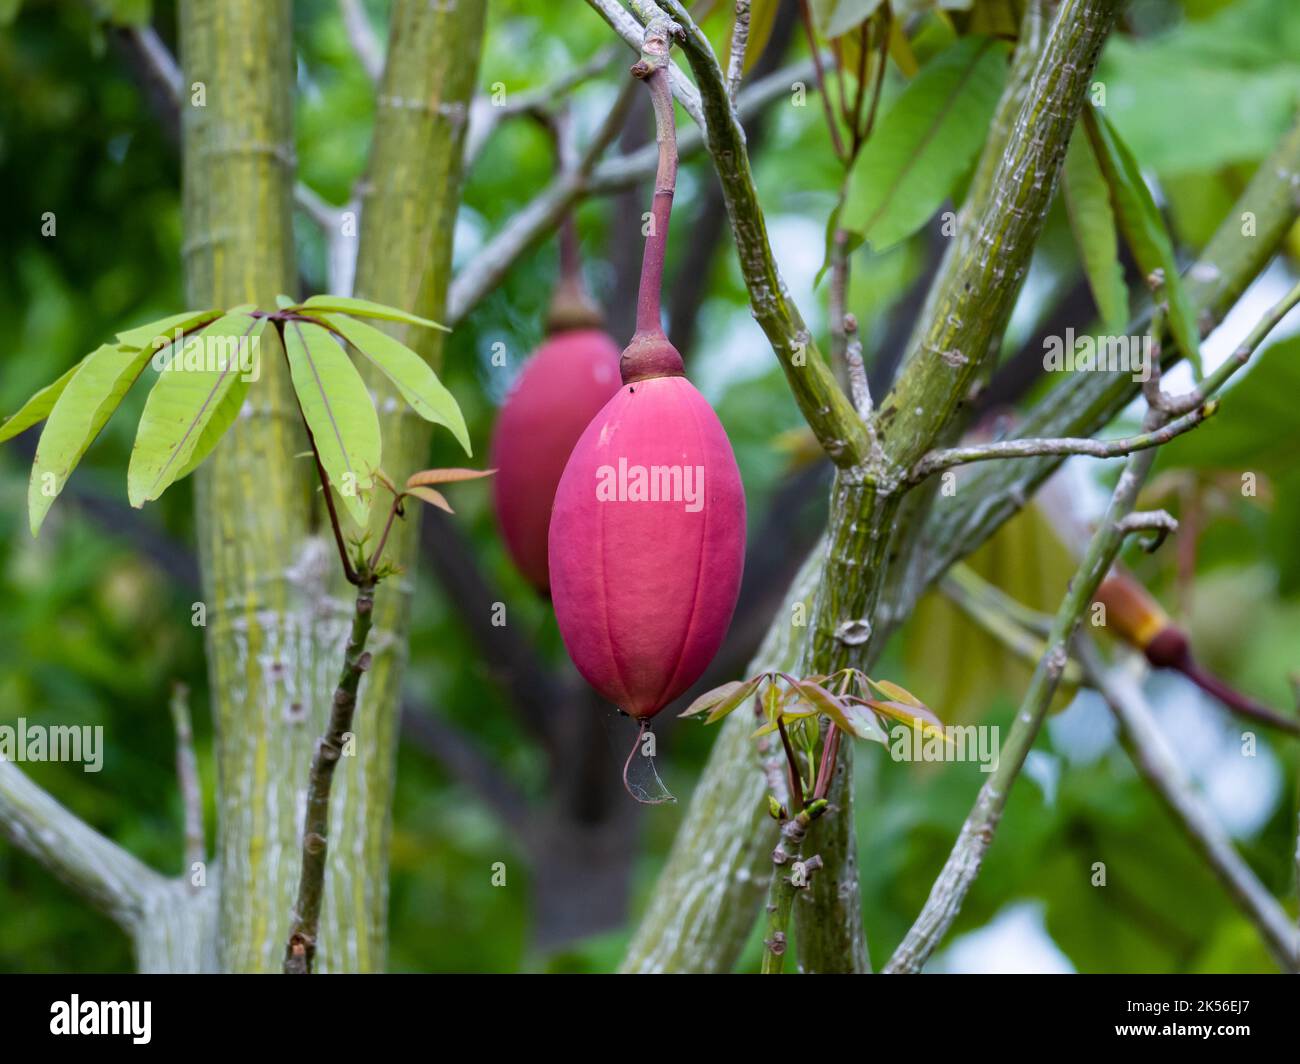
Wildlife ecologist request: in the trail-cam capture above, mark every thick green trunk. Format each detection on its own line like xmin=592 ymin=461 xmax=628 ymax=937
xmin=180 ymin=0 xmax=331 ymax=973
xmin=623 ymin=0 xmax=1124 ymax=973
xmin=177 ymin=0 xmax=484 ymax=973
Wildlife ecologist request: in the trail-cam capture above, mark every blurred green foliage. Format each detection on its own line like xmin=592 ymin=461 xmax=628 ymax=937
xmin=1 ymin=0 xmax=1297 ymax=973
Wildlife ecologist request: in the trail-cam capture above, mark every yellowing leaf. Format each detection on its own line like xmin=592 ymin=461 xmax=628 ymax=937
xmin=865 ymin=677 xmax=925 ymax=708
xmin=793 ymin=680 xmax=887 ymax=744
xmin=888 ymin=14 xmax=918 ymax=77
xmin=902 ymin=501 xmax=1080 ymax=722
xmin=862 ymin=697 xmax=953 ymax=744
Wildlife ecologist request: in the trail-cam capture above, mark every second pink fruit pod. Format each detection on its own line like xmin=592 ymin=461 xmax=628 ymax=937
xmin=490 ymin=328 xmax=622 ymax=592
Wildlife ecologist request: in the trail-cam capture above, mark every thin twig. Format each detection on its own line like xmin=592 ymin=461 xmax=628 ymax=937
xmin=587 ymin=0 xmax=705 ymax=127
xmin=366 ymin=496 xmax=404 ymax=572
xmin=885 ymin=447 xmax=1174 ymax=973
xmin=307 ymin=422 xmax=357 ymax=583
xmin=169 ymin=681 xmax=205 ymax=880
xmin=761 ymin=812 xmax=824 ymax=974
xmin=463 ymin=46 xmax=619 ymax=169
xmin=946 ymin=562 xmax=1054 ymax=637
xmin=776 ymin=716 xmax=805 ymax=813
xmin=890 ymin=266 xmax=1300 ymax=974
xmin=446 ymin=75 xmax=639 ymax=326
xmin=1080 ymin=642 xmax=1298 ymax=971
xmin=885 ymin=267 xmax=1300 ymax=970
xmin=940 ymin=572 xmax=1086 ymax=686
xmin=828 ymin=227 xmax=850 ymax=371
xmin=909 ymin=401 xmax=1218 ymax=483
xmin=726 ymin=0 xmax=752 ymax=101
xmin=859 ymin=10 xmax=889 ymax=146
xmin=1164 ymin=277 xmax=1300 ymax=416
xmin=798 ymin=0 xmax=846 ymax=160
xmin=848 ymin=19 xmax=869 ymax=155
xmin=283 ymin=574 xmax=376 ymax=974
xmin=449 ymin=54 xmax=816 ymax=326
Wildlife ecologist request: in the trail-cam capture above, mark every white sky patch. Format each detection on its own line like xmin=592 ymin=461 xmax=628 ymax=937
xmin=1144 ymin=672 xmax=1284 ymax=840
xmin=1022 ymin=750 xmax=1061 ymax=807
xmin=1048 ymin=687 xmax=1119 ymax=766
xmin=931 ymin=901 xmax=1076 ymax=974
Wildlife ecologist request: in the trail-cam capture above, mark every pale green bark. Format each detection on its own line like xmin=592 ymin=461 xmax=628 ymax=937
xmin=181 ymin=0 xmax=325 ymax=973
xmin=179 ymin=0 xmax=483 ymax=972
xmin=623 ymin=0 xmax=1125 ymax=972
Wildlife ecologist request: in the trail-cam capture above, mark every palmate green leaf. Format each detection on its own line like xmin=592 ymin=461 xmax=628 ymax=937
xmin=27 ymin=343 xmax=155 ymax=535
xmin=319 ymin=313 xmax=471 ymax=455
xmin=840 ymin=35 xmax=1007 ymax=250
xmin=295 ymin=295 xmax=449 ymax=332
xmin=116 ymin=308 xmax=223 ymax=351
xmin=1062 ymin=130 xmax=1128 ymax=334
xmin=0 ymin=358 xmax=87 ymax=444
xmin=1083 ymin=106 xmax=1203 ymax=377
xmin=171 ymin=317 xmax=286 ymax=484
xmin=283 ymin=319 xmax=381 ymax=527
xmin=127 ymin=312 xmax=266 ymax=507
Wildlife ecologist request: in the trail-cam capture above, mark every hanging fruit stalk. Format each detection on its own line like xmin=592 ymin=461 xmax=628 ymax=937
xmin=1094 ymin=572 xmax=1299 ymax=736
xmin=548 ymin=18 xmax=747 ymax=801
xmin=490 ymin=210 xmax=621 ymax=592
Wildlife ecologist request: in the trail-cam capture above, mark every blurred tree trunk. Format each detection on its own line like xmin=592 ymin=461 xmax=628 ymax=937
xmin=181 ymin=0 xmax=315 ymax=973
xmin=174 ymin=0 xmax=483 ymax=972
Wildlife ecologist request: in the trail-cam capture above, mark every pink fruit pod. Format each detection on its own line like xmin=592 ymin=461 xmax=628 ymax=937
xmin=548 ymin=365 xmax=746 ymax=719
xmin=490 ymin=327 xmax=621 ymax=591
